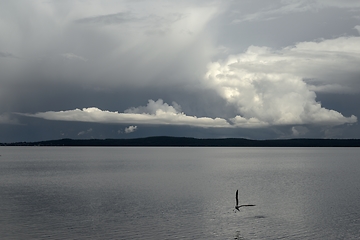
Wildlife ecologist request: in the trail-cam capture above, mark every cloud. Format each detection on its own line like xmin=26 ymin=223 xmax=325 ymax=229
xmin=74 ymin=9 xmax=187 ymax=38
xmin=204 ymin=36 xmax=359 ymax=127
xmin=18 ymin=32 xmax=360 ymax=131
xmin=125 ymin=99 xmax=182 ymax=115
xmin=307 ymin=83 xmax=355 ymax=94
xmin=232 ymin=0 xmax=360 ymax=23
xmin=78 ymin=128 xmax=92 ymax=136
xmin=232 ymin=1 xmax=313 ymax=23
xmin=0 ymin=51 xmax=17 ymax=59
xmin=61 ymin=53 xmax=88 ymax=62
xmin=19 ymin=99 xmax=232 ymax=128
xmin=315 ymin=0 xmax=360 ymax=8
xmin=355 ymin=25 xmax=360 ymax=34
xmin=67 ymin=2 xmax=218 ymax=87
xmin=0 ymin=113 xmax=19 ymax=125
xmin=74 ymin=11 xmax=136 ymax=25
xmin=291 ymin=126 xmax=309 ymax=136
xmin=2 ymin=0 xmax=360 ymax=140
xmin=125 ymin=125 xmax=137 ymax=133
xmin=0 ymin=0 xmax=220 ymax=90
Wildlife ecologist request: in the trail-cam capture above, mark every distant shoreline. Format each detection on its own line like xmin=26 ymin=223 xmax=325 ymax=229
xmin=1 ymin=136 xmax=360 ymax=147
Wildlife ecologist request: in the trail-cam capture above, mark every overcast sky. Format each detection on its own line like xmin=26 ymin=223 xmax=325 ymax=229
xmin=1 ymin=0 xmax=360 ymax=142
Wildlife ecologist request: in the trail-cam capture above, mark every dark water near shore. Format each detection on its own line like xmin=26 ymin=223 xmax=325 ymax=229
xmin=0 ymin=147 xmax=359 ymax=239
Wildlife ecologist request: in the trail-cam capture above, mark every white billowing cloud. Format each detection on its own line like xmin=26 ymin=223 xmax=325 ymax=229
xmin=61 ymin=53 xmax=88 ymax=62
xmin=21 ymin=99 xmax=232 ymax=128
xmin=125 ymin=125 xmax=137 ymax=133
xmin=205 ymin=36 xmax=359 ymax=127
xmin=125 ymin=99 xmax=181 ymax=115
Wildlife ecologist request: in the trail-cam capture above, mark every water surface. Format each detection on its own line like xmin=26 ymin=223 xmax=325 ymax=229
xmin=0 ymin=147 xmax=359 ymax=239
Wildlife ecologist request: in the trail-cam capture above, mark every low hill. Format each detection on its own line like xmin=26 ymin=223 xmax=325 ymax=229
xmin=2 ymin=136 xmax=360 ymax=147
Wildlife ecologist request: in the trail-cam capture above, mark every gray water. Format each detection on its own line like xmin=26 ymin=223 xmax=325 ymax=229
xmin=0 ymin=147 xmax=359 ymax=239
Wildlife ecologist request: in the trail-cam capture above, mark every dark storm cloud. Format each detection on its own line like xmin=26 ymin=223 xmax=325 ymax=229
xmin=1 ymin=0 xmax=360 ymax=141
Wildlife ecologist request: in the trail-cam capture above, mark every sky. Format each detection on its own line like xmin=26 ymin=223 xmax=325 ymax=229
xmin=1 ymin=0 xmax=360 ymax=142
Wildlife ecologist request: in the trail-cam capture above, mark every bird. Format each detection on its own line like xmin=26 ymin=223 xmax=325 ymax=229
xmin=235 ymin=190 xmax=255 ymax=211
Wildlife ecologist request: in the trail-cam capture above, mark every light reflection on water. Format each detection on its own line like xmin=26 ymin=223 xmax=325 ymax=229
xmin=0 ymin=147 xmax=360 ymax=239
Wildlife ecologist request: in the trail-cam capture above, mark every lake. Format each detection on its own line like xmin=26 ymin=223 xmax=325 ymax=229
xmin=0 ymin=147 xmax=359 ymax=239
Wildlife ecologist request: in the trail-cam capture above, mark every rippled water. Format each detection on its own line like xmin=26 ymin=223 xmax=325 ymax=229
xmin=0 ymin=147 xmax=359 ymax=239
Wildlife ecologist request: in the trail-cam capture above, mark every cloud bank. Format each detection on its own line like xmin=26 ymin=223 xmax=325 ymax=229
xmin=21 ymin=99 xmax=231 ymax=128
xmin=20 ymin=81 xmax=356 ymax=130
xmin=204 ymin=36 xmax=359 ymax=127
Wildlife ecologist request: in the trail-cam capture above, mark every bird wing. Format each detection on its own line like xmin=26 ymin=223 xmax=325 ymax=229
xmin=235 ymin=190 xmax=239 ymax=206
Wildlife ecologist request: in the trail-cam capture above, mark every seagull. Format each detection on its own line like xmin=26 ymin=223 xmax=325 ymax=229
xmin=235 ymin=190 xmax=255 ymax=211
